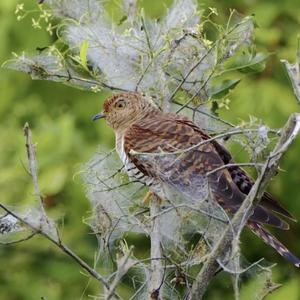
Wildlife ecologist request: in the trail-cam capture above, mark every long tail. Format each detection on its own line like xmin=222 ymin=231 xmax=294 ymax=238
xmin=248 ymin=222 xmax=300 ymax=267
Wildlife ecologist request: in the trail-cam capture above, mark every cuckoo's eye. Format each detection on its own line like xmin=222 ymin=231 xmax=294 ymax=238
xmin=114 ymin=99 xmax=126 ymax=109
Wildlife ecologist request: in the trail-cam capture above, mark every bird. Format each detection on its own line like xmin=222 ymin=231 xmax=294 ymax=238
xmin=92 ymin=91 xmax=300 ymax=267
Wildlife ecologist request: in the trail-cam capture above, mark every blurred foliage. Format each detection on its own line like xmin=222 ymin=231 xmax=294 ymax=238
xmin=0 ymin=0 xmax=299 ymax=299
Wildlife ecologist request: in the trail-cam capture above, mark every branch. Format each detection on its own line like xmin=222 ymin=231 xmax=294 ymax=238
xmin=50 ymin=72 xmax=129 ymax=92
xmin=1 ymin=124 xmax=122 ymax=300
xmin=0 ymin=232 xmax=36 ymax=245
xmin=151 ymin=203 xmax=228 ymax=224
xmin=189 ymin=113 xmax=300 ymax=300
xmin=172 ymin=100 xmax=235 ymax=129
xmin=148 ymin=195 xmax=164 ymax=300
xmin=23 ymin=123 xmax=47 ymax=216
xmin=0 ymin=204 xmax=119 ymax=296
xmin=176 ymin=65 xmax=216 ymax=113
xmin=281 ymin=35 xmax=300 ymax=104
xmin=168 ymin=17 xmax=252 ymax=104
xmin=106 ymin=246 xmax=134 ymax=300
xmin=205 ymin=162 xmax=264 ymax=176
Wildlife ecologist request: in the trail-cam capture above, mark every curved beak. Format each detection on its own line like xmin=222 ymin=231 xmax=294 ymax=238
xmin=92 ymin=112 xmax=105 ymax=121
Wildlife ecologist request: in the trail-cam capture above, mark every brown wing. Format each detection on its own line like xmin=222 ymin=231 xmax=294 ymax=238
xmin=123 ymin=114 xmax=288 ymax=229
xmin=210 ymin=134 xmax=295 ymax=221
xmin=177 ymin=117 xmax=295 ymax=222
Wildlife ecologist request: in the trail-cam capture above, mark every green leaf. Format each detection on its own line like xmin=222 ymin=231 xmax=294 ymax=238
xmin=209 ymin=79 xmax=241 ymax=98
xmin=224 ymin=52 xmax=270 ymax=74
xmin=79 ymin=40 xmax=89 ymax=71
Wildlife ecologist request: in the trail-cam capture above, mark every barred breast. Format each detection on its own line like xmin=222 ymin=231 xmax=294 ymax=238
xmin=115 ymin=134 xmax=161 ymax=191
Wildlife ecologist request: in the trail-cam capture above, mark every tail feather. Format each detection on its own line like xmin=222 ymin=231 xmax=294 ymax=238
xmin=248 ymin=222 xmax=300 ymax=267
xmin=261 ymin=192 xmax=296 ymax=221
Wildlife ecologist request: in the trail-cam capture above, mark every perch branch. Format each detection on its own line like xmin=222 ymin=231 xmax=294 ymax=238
xmin=189 ymin=113 xmax=300 ymax=300
xmin=106 ymin=246 xmax=134 ymax=300
xmin=149 ymin=195 xmax=164 ymax=300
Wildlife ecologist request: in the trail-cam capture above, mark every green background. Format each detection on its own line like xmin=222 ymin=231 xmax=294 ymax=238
xmin=0 ymin=0 xmax=300 ymax=299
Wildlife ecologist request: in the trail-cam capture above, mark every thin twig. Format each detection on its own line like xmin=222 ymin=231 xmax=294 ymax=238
xmin=106 ymin=246 xmax=134 ymax=300
xmin=25 ymin=63 xmax=128 ymax=92
xmin=0 ymin=203 xmax=122 ymax=299
xmin=176 ymin=66 xmax=216 ymax=114
xmin=167 ymin=18 xmax=249 ymax=104
xmin=135 ymin=58 xmax=154 ymax=91
xmin=205 ymin=162 xmax=264 ymax=176
xmin=167 ymin=44 xmax=215 ymax=103
xmin=141 ymin=16 xmax=154 ymax=59
xmin=151 ymin=204 xmax=227 ymax=224
xmin=23 ymin=123 xmax=46 ymax=215
xmin=0 ymin=232 xmax=36 ymax=245
xmin=0 ymin=125 xmax=123 ymax=299
xmin=149 ymin=195 xmax=163 ymax=300
xmin=172 ymin=100 xmax=235 ymax=128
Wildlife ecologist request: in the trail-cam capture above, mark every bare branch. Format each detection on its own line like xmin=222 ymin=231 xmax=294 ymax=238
xmin=168 ymin=44 xmax=215 ymax=104
xmin=205 ymin=162 xmax=264 ymax=176
xmin=172 ymin=100 xmax=235 ymax=129
xmin=176 ymin=65 xmax=216 ymax=114
xmin=106 ymin=246 xmax=134 ymax=300
xmin=149 ymin=195 xmax=164 ymax=300
xmin=0 ymin=204 xmax=122 ymax=298
xmin=23 ymin=123 xmax=46 ymax=215
xmin=168 ymin=17 xmax=253 ymax=104
xmin=151 ymin=204 xmax=227 ymax=224
xmin=189 ymin=113 xmax=300 ymax=300
xmin=0 ymin=125 xmax=123 ymax=300
xmin=0 ymin=232 xmax=36 ymax=245
xmin=281 ymin=36 xmax=300 ymax=104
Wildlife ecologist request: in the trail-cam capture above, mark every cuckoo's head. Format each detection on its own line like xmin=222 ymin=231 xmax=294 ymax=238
xmin=92 ymin=92 xmax=157 ymax=131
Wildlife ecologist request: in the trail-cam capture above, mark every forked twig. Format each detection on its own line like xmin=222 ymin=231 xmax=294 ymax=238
xmin=1 ymin=124 xmax=122 ymax=300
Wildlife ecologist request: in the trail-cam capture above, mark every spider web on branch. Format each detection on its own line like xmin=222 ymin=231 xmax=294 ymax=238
xmin=5 ymin=1 xmax=256 ymax=117
xmin=0 ymin=204 xmax=58 ymax=243
xmin=4 ymin=0 xmax=260 ymax=136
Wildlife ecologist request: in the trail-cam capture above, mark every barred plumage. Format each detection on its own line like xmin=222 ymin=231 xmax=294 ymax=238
xmin=248 ymin=222 xmax=300 ymax=267
xmin=93 ymin=92 xmax=300 ymax=267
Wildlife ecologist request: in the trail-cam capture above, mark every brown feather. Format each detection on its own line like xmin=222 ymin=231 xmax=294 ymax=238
xmin=248 ymin=222 xmax=300 ymax=267
xmin=197 ymin=129 xmax=295 ymax=221
xmin=124 ymin=115 xmax=290 ymax=229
